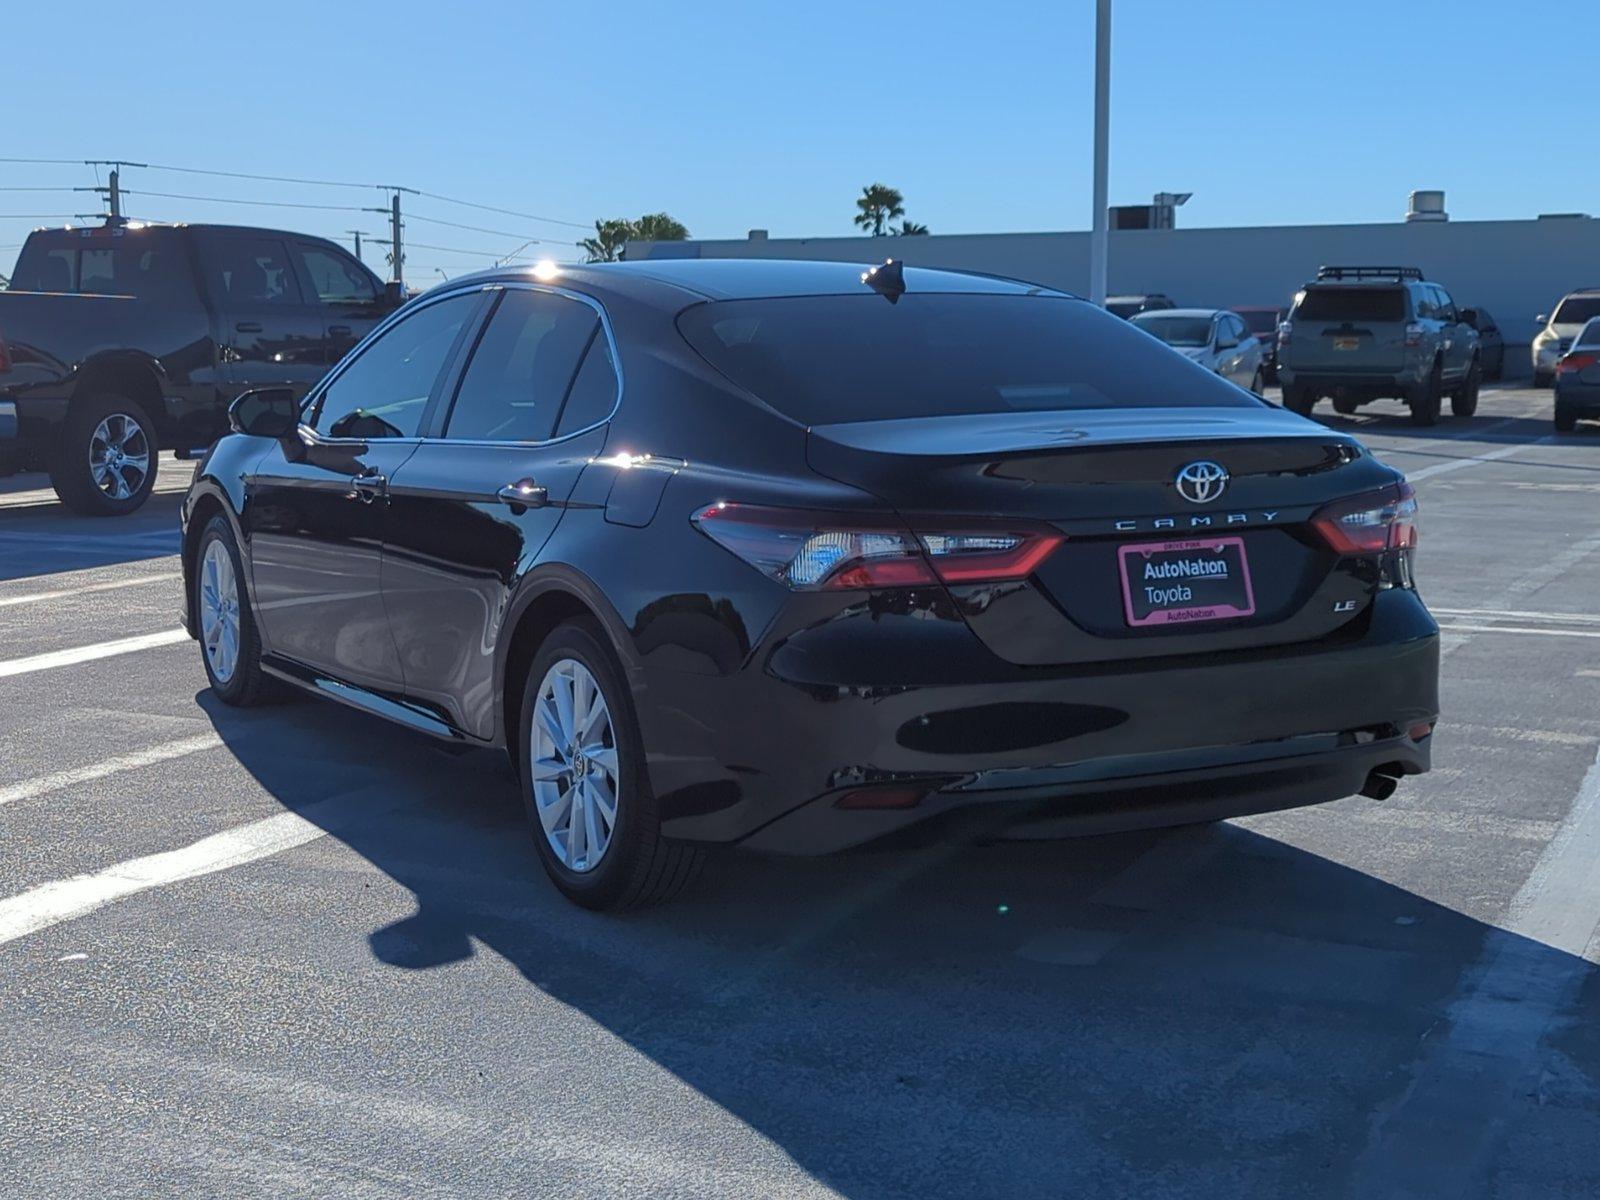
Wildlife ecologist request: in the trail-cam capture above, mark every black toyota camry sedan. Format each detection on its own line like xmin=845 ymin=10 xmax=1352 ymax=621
xmin=180 ymin=258 xmax=1439 ymax=909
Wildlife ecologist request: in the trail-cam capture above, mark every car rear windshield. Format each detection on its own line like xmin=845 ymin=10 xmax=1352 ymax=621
xmin=1132 ymin=314 xmax=1212 ymax=347
xmin=1293 ymin=286 xmax=1406 ymax=323
xmin=1554 ymin=296 xmax=1600 ymax=326
xmin=1237 ymin=309 xmax=1280 ymax=334
xmin=677 ymin=293 xmax=1260 ymax=425
xmin=9 ymin=230 xmax=189 ymax=301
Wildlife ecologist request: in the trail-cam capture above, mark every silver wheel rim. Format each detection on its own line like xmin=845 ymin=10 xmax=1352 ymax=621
xmin=199 ymin=540 xmax=241 ymax=684
xmin=530 ymin=658 xmax=619 ymax=873
xmin=89 ymin=412 xmax=151 ymax=501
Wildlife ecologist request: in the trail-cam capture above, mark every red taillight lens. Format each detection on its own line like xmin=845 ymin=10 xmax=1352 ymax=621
xmin=691 ymin=503 xmax=1063 ymax=590
xmin=1558 ymin=352 xmax=1598 ymax=375
xmin=1311 ymin=483 xmax=1418 ymax=554
xmin=1404 ymin=323 xmax=1424 ymax=348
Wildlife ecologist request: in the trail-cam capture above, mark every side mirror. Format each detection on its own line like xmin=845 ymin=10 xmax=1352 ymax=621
xmin=228 ymin=387 xmax=301 ymax=439
xmin=1459 ymin=308 xmax=1478 ymax=328
xmin=383 ymin=280 xmax=407 ymax=310
xmin=1536 ymin=313 xmax=1549 ymax=325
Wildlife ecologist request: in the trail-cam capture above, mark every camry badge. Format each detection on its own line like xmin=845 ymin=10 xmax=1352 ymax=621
xmin=1174 ymin=460 xmax=1229 ymax=505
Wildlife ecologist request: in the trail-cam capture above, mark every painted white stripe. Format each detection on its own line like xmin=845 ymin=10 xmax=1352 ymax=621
xmin=1433 ymin=622 xmax=1600 ymax=639
xmin=0 ymin=733 xmax=222 ymax=807
xmin=0 ymin=571 xmax=182 ymax=609
xmin=0 ymin=785 xmax=397 ymax=947
xmin=1430 ymin=605 xmax=1600 ymax=625
xmin=1351 ymin=739 xmax=1600 ymax=1195
xmin=0 ymin=628 xmax=188 ymax=678
xmin=1406 ymin=434 xmax=1555 ymax=482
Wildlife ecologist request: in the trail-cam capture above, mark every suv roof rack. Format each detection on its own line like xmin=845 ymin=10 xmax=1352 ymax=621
xmin=1315 ymin=265 xmax=1425 ymax=282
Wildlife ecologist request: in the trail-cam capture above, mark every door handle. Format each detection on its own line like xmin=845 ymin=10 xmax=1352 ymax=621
xmin=349 ymin=471 xmax=387 ymax=502
xmin=328 ymin=324 xmax=352 ymax=336
xmin=496 ymin=479 xmax=548 ymax=508
xmin=235 ymin=321 xmax=263 ymax=333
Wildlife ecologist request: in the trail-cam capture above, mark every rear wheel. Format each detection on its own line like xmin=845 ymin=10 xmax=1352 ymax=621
xmin=1409 ymin=363 xmax=1442 ymax=427
xmin=1282 ymin=384 xmax=1316 ymax=416
xmin=520 ymin=619 xmax=705 ymax=910
xmin=50 ymin=393 xmax=159 ymax=516
xmin=1533 ymin=369 xmax=1553 ymax=389
xmin=1555 ymin=409 xmax=1578 ymax=432
xmin=1451 ymin=360 xmax=1482 ymax=418
xmin=1332 ymin=396 xmax=1360 ymax=416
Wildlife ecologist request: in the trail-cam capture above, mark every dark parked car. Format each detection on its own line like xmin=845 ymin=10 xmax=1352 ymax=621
xmin=1233 ymin=306 xmax=1285 ymax=382
xmin=182 ymin=259 xmax=1439 ymax=909
xmin=1554 ymin=317 xmax=1600 ymax=431
xmin=1106 ymin=293 xmax=1175 ymax=319
xmin=0 ymin=220 xmax=400 ymax=514
xmin=1460 ymin=306 xmax=1505 ymax=380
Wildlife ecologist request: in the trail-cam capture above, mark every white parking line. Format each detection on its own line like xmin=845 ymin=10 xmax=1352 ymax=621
xmin=1430 ymin=606 xmax=1600 ymax=625
xmin=0 ymin=733 xmax=223 ymax=807
xmin=0 ymin=784 xmax=400 ymax=947
xmin=0 ymin=629 xmax=189 ymax=678
xmin=0 ymin=571 xmax=183 ymax=609
xmin=1433 ymin=622 xmax=1600 ymax=639
xmin=1406 ymin=435 xmax=1557 ymax=483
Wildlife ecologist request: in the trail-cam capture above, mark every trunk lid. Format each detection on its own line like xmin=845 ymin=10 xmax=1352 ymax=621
xmin=807 ymin=407 xmax=1399 ymax=665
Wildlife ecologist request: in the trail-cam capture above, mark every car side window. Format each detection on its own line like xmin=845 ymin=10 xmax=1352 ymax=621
xmin=1412 ymin=287 xmax=1435 ymax=320
xmin=554 ymin=333 xmax=620 ymax=437
xmin=204 ymin=237 xmax=303 ymax=307
xmin=311 ymin=293 xmax=478 ymax=440
xmin=297 ymin=245 xmax=378 ymax=305
xmin=1477 ymin=308 xmax=1497 ymax=332
xmin=1433 ymin=287 xmax=1457 ymax=322
xmin=442 ymin=289 xmax=599 ymax=442
xmin=1228 ymin=314 xmax=1247 ymax=342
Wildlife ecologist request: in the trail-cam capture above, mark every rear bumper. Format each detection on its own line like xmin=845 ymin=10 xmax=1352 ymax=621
xmin=1277 ymin=369 xmax=1423 ymax=398
xmin=639 ymin=589 xmax=1440 ymax=853
xmin=1555 ymin=383 xmax=1600 ymax=417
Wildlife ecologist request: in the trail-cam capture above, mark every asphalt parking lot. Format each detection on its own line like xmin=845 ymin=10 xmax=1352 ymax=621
xmin=2 ymin=384 xmax=1599 ymax=1199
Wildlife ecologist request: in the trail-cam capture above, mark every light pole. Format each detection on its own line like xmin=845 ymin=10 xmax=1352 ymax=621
xmin=1088 ymin=0 xmax=1111 ymax=307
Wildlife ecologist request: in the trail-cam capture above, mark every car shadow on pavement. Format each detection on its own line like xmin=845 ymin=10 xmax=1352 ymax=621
xmin=200 ymin=692 xmax=1600 ymax=1199
xmin=0 ymin=490 xmax=183 ymax=582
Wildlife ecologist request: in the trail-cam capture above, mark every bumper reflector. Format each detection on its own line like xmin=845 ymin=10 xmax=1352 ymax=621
xmin=834 ymin=785 xmax=928 ymax=810
xmin=1408 ymin=722 xmax=1435 ymax=742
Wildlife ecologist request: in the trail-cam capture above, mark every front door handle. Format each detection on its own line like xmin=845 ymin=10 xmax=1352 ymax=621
xmin=235 ymin=321 xmax=263 ymax=333
xmin=328 ymin=324 xmax=352 ymax=336
xmin=496 ymin=479 xmax=548 ymax=508
xmin=349 ymin=471 xmax=387 ymax=502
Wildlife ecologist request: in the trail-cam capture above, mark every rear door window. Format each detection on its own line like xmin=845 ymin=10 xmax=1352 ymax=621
xmin=203 ymin=237 xmax=303 ymax=307
xmin=678 ymin=293 xmax=1259 ymax=426
xmin=442 ymin=289 xmax=599 ymax=442
xmin=553 ymin=334 xmax=619 ymax=436
xmin=1295 ymin=287 xmax=1407 ymax=323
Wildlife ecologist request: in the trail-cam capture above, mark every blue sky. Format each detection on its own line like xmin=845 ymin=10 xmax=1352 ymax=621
xmin=3 ymin=0 xmax=1594 ymax=278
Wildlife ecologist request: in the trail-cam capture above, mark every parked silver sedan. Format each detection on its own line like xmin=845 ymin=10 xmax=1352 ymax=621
xmin=1131 ymin=308 xmax=1265 ymax=392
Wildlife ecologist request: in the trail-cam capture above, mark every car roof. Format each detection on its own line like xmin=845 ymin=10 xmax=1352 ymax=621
xmin=430 ymin=258 xmax=1072 ymax=310
xmin=26 ymin=220 xmax=345 ymax=245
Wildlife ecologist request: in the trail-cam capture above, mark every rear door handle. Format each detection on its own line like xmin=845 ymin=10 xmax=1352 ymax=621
xmin=350 ymin=472 xmax=387 ymax=502
xmin=235 ymin=321 xmax=263 ymax=333
xmin=496 ymin=479 xmax=548 ymax=508
xmin=328 ymin=324 xmax=352 ymax=336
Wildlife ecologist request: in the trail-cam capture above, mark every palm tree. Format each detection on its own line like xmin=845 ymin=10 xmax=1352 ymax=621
xmin=579 ymin=218 xmax=635 ymax=263
xmin=854 ymin=184 xmax=906 ymax=237
xmin=892 ymin=220 xmax=930 ymax=236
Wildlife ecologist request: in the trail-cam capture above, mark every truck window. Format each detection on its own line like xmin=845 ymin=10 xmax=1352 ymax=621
xmin=10 ymin=232 xmax=186 ymax=300
xmin=205 ymin=238 xmax=303 ymax=306
xmin=298 ymin=245 xmax=377 ymax=305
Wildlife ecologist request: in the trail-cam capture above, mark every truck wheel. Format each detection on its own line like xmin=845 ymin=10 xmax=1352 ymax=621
xmin=1409 ymin=364 xmax=1442 ymax=427
xmin=1332 ymin=397 xmax=1360 ymax=415
xmin=1282 ymin=385 xmax=1316 ymax=416
xmin=50 ymin=393 xmax=159 ymax=516
xmin=1451 ymin=361 xmax=1482 ymax=418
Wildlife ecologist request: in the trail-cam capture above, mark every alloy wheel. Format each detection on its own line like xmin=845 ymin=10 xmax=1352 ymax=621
xmin=89 ymin=413 xmax=151 ymax=501
xmin=530 ymin=657 xmax=620 ymax=873
xmin=199 ymin=540 xmax=242 ymax=684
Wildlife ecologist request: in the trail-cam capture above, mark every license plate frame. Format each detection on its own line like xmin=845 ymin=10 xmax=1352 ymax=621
xmin=1117 ymin=536 xmax=1257 ymax=628
xmin=1333 ymin=335 xmax=1360 ymax=351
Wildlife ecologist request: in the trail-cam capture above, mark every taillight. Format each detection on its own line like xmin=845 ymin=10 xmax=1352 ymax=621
xmin=1311 ymin=483 xmax=1418 ymax=555
xmin=691 ymin=503 xmax=1063 ymax=590
xmin=1404 ymin=323 xmax=1424 ymax=348
xmin=1558 ymin=352 xmax=1598 ymax=375
xmin=1276 ymin=322 xmax=1292 ymax=348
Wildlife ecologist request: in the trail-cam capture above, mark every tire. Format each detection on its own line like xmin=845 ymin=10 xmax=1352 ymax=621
xmin=195 ymin=515 xmax=275 ymax=706
xmin=1533 ymin=370 xmax=1553 ymax=390
xmin=1249 ymin=367 xmax=1264 ymax=396
xmin=519 ymin=619 xmax=705 ymax=910
xmin=1282 ymin=384 xmax=1316 ymax=416
xmin=1409 ymin=363 xmax=1442 ymax=427
xmin=50 ymin=392 xmax=159 ymax=516
xmin=1555 ymin=410 xmax=1577 ymax=433
xmin=1332 ymin=396 xmax=1360 ymax=416
xmin=1451 ymin=360 xmax=1482 ymax=418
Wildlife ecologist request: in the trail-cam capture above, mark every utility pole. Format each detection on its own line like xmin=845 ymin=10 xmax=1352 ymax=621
xmin=346 ymin=229 xmax=370 ymax=263
xmin=1088 ymin=0 xmax=1111 ymax=307
xmin=365 ymin=190 xmax=406 ymax=285
xmin=79 ymin=159 xmax=147 ymax=226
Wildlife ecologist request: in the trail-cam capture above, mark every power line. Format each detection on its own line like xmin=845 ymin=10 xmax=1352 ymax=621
xmin=0 ymin=187 xmax=80 ymax=193
xmin=124 ymin=189 xmax=366 ymax=213
xmin=410 ymin=189 xmax=592 ymax=231
xmin=138 ymin=161 xmax=397 ymax=192
xmin=0 ymin=213 xmax=80 ymax=220
xmin=406 ymin=212 xmax=542 ymax=241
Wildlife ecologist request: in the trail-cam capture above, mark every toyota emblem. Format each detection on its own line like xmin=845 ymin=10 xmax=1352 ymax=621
xmin=1174 ymin=460 xmax=1229 ymax=504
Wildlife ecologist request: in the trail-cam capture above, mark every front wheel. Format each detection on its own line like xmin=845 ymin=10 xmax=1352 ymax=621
xmin=50 ymin=393 xmax=159 ymax=516
xmin=520 ymin=619 xmax=705 ymax=910
xmin=1451 ymin=361 xmax=1482 ymax=418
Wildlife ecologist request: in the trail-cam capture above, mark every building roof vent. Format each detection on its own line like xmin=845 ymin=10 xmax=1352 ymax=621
xmin=747 ymin=228 xmax=769 ymax=241
xmin=1406 ymin=190 xmax=1448 ymax=223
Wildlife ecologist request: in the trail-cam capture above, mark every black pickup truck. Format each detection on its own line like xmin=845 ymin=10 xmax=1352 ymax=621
xmin=0 ymin=221 xmax=401 ymax=514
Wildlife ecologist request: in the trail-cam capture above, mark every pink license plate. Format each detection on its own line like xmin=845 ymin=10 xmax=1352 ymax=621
xmin=1118 ymin=536 xmax=1257 ymax=627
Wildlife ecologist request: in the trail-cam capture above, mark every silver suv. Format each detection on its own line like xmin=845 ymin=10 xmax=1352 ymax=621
xmin=1277 ymin=266 xmax=1481 ymax=426
xmin=1532 ymin=289 xmax=1600 ymax=387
